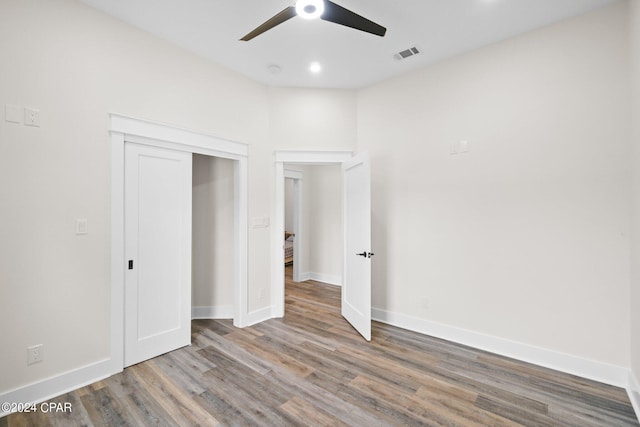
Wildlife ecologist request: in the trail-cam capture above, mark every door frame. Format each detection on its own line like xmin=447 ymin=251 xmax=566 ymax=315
xmin=109 ymin=114 xmax=248 ymax=373
xmin=284 ymin=168 xmax=303 ymax=283
xmin=273 ymin=150 xmax=353 ymax=318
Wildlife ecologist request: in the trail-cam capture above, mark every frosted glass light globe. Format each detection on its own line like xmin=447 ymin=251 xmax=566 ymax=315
xmin=296 ymin=0 xmax=325 ymax=19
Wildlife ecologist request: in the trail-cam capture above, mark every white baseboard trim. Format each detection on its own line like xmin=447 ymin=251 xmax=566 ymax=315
xmin=192 ymin=305 xmax=234 ymax=319
xmin=629 ymin=371 xmax=640 ymax=421
xmin=2 ymin=309 xmax=634 ymax=421
xmin=372 ymin=308 xmax=629 ymax=388
xmin=244 ymin=306 xmax=273 ymax=327
xmin=0 ymin=358 xmax=116 ymax=418
xmin=300 ymin=271 xmax=342 ymax=287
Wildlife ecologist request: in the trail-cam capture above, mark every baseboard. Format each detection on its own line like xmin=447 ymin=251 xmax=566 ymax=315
xmin=2 ymin=309 xmax=633 ymax=421
xmin=192 ymin=305 xmax=234 ymax=319
xmin=0 ymin=358 xmax=115 ymax=418
xmin=372 ymin=308 xmax=629 ymax=388
xmin=629 ymin=371 xmax=640 ymax=421
xmin=300 ymin=271 xmax=342 ymax=287
xmin=299 ymin=272 xmax=311 ymax=282
xmin=244 ymin=306 xmax=273 ymax=327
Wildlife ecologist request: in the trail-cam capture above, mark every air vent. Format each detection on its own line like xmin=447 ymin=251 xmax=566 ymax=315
xmin=395 ymin=46 xmax=420 ymax=60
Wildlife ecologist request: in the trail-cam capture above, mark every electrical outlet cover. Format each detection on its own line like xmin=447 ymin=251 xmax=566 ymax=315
xmin=27 ymin=344 xmax=44 ymax=365
xmin=24 ymin=107 xmax=40 ymax=127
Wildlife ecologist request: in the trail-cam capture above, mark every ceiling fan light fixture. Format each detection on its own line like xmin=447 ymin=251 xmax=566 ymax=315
xmin=240 ymin=0 xmax=385 ymax=42
xmin=309 ymin=61 xmax=322 ymax=73
xmin=296 ymin=0 xmax=325 ymax=20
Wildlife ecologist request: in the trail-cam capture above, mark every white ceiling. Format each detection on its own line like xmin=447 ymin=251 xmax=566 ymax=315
xmin=78 ymin=0 xmax=620 ymax=89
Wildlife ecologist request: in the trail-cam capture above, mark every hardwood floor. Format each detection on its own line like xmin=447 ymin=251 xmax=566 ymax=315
xmin=4 ymin=266 xmax=639 ymax=426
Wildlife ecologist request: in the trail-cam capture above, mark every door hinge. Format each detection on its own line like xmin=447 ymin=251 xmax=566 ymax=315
xmin=128 ymin=260 xmax=134 ymax=270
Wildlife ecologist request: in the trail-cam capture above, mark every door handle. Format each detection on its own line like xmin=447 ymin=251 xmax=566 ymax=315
xmin=356 ymin=252 xmax=375 ymax=258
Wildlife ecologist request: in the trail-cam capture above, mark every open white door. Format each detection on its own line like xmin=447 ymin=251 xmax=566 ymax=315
xmin=342 ymin=152 xmax=372 ymax=341
xmin=124 ymin=143 xmax=192 ymax=367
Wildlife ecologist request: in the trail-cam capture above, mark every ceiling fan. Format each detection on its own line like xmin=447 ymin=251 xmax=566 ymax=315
xmin=240 ymin=0 xmax=387 ymax=41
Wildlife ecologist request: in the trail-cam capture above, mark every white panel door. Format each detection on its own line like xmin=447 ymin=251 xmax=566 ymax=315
xmin=342 ymin=152 xmax=372 ymax=341
xmin=124 ymin=143 xmax=192 ymax=367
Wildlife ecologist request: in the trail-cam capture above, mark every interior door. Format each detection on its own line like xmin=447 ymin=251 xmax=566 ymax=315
xmin=342 ymin=152 xmax=372 ymax=341
xmin=124 ymin=143 xmax=192 ymax=367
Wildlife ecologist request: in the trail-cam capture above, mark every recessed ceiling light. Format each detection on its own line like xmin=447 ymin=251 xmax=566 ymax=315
xmin=296 ymin=0 xmax=325 ymax=20
xmin=309 ymin=61 xmax=322 ymax=73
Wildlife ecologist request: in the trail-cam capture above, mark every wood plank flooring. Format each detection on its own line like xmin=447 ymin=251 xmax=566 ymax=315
xmin=4 ymin=266 xmax=639 ymax=426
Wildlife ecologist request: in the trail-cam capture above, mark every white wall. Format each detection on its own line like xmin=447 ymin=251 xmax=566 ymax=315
xmin=306 ymin=166 xmax=343 ymax=283
xmin=630 ymin=0 xmax=640 ymax=397
xmin=192 ymin=155 xmax=234 ymax=314
xmin=268 ymin=87 xmax=357 ymax=151
xmin=0 ymin=0 xmax=358 ymax=397
xmin=0 ymin=0 xmax=270 ymax=395
xmin=269 ymin=87 xmax=356 ymax=287
xmin=358 ymin=2 xmax=631 ymax=367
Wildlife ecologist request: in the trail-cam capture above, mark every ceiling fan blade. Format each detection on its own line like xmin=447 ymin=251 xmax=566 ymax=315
xmin=321 ymin=0 xmax=386 ymax=37
xmin=240 ymin=6 xmax=297 ymax=41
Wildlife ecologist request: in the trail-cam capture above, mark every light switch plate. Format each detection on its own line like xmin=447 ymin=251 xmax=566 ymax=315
xmin=450 ymin=140 xmax=469 ymax=155
xmin=251 ymin=216 xmax=270 ymax=228
xmin=459 ymin=140 xmax=469 ymax=153
xmin=76 ymin=219 xmax=88 ymax=235
xmin=5 ymin=104 xmax=22 ymax=123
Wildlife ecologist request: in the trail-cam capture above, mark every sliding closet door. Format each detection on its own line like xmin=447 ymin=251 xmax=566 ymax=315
xmin=124 ymin=143 xmax=192 ymax=367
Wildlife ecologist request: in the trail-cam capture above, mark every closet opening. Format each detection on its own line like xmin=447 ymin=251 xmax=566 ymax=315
xmin=110 ymin=114 xmax=249 ymax=372
xmin=192 ymin=155 xmax=235 ymax=320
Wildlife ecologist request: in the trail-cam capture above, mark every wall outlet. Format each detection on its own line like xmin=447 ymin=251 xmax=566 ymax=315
xmin=27 ymin=344 xmax=44 ymax=365
xmin=24 ymin=107 xmax=40 ymax=127
xmin=258 ymin=287 xmax=266 ymax=299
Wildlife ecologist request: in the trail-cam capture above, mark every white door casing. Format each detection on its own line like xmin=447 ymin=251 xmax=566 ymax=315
xmin=124 ymin=143 xmax=192 ymax=367
xmin=273 ymin=150 xmax=372 ymax=342
xmin=110 ymin=114 xmax=248 ymax=373
xmin=342 ymin=152 xmax=372 ymax=341
xmin=273 ymin=151 xmax=354 ymax=318
xmin=285 ymin=169 xmax=303 ymax=283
